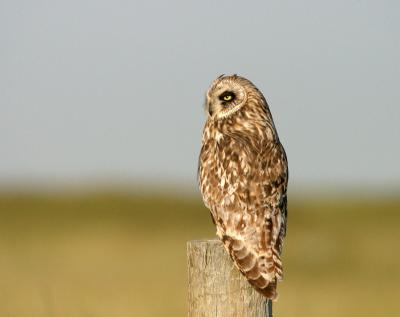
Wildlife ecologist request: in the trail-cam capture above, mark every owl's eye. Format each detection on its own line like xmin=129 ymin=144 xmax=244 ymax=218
xmin=219 ymin=92 xmax=235 ymax=102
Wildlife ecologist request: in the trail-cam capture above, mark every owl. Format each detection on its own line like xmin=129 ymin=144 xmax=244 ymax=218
xmin=198 ymin=74 xmax=288 ymax=300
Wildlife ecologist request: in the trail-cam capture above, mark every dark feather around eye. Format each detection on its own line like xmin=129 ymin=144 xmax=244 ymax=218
xmin=219 ymin=91 xmax=236 ymax=101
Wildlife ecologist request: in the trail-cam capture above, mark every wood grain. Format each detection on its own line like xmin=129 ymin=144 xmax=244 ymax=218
xmin=187 ymin=239 xmax=272 ymax=317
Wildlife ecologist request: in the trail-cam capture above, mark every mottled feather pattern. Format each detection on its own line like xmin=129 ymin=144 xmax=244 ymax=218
xmin=198 ymin=75 xmax=288 ymax=300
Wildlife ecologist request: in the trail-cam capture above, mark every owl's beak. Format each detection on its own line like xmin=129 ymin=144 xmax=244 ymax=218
xmin=208 ymin=102 xmax=214 ymax=116
xmin=205 ymin=98 xmax=213 ymax=117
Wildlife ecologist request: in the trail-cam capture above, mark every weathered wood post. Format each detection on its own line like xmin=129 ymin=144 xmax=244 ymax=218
xmin=187 ymin=239 xmax=272 ymax=317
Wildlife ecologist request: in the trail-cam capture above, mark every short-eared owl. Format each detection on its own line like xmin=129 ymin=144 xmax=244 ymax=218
xmin=198 ymin=75 xmax=288 ymax=299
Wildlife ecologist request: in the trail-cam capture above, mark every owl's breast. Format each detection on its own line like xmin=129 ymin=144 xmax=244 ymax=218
xmin=198 ymin=129 xmax=255 ymax=213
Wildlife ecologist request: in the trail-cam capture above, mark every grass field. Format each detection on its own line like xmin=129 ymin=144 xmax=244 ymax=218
xmin=0 ymin=191 xmax=399 ymax=316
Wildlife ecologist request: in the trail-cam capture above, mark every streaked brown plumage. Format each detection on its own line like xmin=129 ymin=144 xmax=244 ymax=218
xmin=198 ymin=74 xmax=288 ymax=299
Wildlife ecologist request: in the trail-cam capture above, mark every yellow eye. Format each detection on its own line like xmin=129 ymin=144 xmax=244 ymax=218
xmin=219 ymin=92 xmax=235 ymax=102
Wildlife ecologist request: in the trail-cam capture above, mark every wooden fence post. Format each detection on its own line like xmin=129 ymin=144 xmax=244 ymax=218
xmin=187 ymin=239 xmax=272 ymax=317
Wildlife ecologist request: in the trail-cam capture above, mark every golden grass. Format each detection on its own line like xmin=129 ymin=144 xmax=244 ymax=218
xmin=0 ymin=191 xmax=398 ymax=316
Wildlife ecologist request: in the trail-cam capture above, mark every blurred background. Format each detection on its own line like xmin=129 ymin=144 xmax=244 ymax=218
xmin=1 ymin=1 xmax=399 ymax=316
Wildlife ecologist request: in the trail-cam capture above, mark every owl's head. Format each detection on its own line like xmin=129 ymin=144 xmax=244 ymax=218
xmin=205 ymin=74 xmax=263 ymax=120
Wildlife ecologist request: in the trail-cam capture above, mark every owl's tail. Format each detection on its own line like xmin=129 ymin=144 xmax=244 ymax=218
xmin=222 ymin=235 xmax=282 ymax=300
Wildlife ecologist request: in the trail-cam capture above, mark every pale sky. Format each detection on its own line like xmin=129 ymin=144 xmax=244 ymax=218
xmin=1 ymin=0 xmax=399 ymax=190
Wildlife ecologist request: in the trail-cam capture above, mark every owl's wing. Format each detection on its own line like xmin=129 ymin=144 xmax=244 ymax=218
xmin=221 ymin=142 xmax=288 ymax=300
xmin=263 ymin=142 xmax=288 ymax=257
